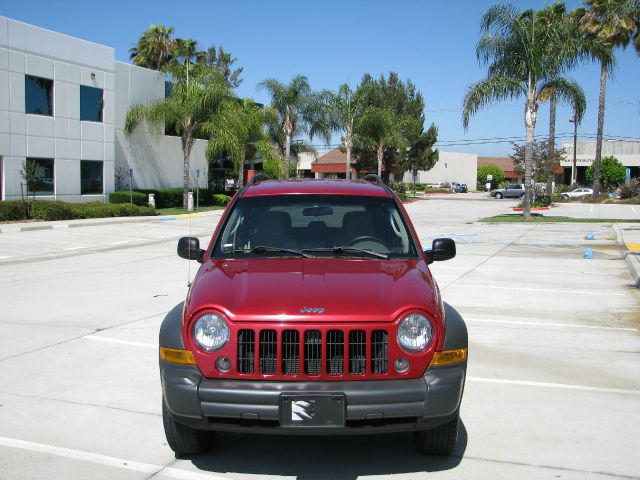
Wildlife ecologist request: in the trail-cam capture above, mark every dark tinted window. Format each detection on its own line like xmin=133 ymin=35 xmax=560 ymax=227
xmin=81 ymin=160 xmax=103 ymax=194
xmin=213 ymin=195 xmax=418 ymax=259
xmin=25 ymin=75 xmax=53 ymax=116
xmin=80 ymin=85 xmax=103 ymax=122
xmin=25 ymin=158 xmax=54 ymax=196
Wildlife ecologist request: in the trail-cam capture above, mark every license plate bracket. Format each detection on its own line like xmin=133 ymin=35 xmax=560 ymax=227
xmin=280 ymin=394 xmax=345 ymax=428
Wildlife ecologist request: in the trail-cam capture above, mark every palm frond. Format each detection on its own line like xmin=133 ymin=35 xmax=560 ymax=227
xmin=462 ymin=77 xmax=524 ymax=130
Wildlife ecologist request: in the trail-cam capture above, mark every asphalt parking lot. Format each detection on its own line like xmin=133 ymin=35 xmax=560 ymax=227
xmin=0 ymin=195 xmax=639 ymax=479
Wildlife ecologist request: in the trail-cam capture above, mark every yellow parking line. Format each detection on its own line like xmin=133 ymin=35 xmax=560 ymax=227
xmin=627 ymin=243 xmax=640 ymax=252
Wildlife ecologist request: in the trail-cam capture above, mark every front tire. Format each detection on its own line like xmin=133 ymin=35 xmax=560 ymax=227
xmin=414 ymin=412 xmax=460 ymax=456
xmin=163 ymin=400 xmax=213 ymax=456
xmin=495 ymin=193 xmax=503 ymax=199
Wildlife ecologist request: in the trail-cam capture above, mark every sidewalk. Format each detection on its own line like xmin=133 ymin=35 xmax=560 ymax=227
xmin=614 ymin=224 xmax=640 ymax=288
xmin=0 ymin=210 xmax=220 ymax=234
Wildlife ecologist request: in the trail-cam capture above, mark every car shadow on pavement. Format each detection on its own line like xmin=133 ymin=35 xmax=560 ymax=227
xmin=190 ymin=420 xmax=467 ymax=480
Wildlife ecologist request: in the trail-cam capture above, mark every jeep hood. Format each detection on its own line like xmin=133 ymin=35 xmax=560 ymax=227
xmin=185 ymin=258 xmax=438 ymax=323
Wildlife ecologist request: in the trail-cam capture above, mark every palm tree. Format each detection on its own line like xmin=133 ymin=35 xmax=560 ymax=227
xmin=204 ymin=99 xmax=277 ymax=188
xmin=129 ymin=24 xmax=175 ymax=71
xmin=326 ymin=84 xmax=368 ymax=180
xmin=125 ymin=67 xmax=233 ymax=208
xmin=259 ymin=75 xmax=331 ymax=178
xmin=463 ymin=4 xmax=586 ymax=218
xmin=356 ymin=106 xmax=403 ymax=177
xmin=537 ymin=3 xmax=588 ymax=195
xmin=573 ymin=0 xmax=640 ymax=196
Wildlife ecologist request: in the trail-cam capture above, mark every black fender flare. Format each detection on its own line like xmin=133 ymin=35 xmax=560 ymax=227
xmin=442 ymin=302 xmax=468 ymax=350
xmin=159 ymin=302 xmax=185 ymax=349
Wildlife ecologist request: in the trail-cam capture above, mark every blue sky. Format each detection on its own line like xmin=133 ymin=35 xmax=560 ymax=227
xmin=3 ymin=0 xmax=638 ymax=156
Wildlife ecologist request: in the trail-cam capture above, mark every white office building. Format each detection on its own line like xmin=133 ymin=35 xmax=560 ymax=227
xmin=0 ymin=16 xmax=210 ymax=202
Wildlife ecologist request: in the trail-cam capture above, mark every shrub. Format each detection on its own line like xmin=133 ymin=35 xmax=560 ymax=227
xmin=555 ymin=184 xmax=574 ymax=194
xmin=586 ymin=156 xmax=626 ymax=191
xmin=477 ymin=165 xmax=505 ymax=189
xmin=619 ymin=179 xmax=640 ymax=200
xmin=32 ymin=201 xmax=80 ymax=220
xmin=212 ymin=194 xmax=232 ymax=206
xmin=0 ymin=200 xmax=154 ymax=222
xmin=0 ymin=201 xmax=30 ymax=221
xmin=388 ymin=181 xmax=406 ymax=194
xmin=109 ymin=190 xmax=147 ymax=206
xmin=154 ymin=188 xmax=184 ymax=208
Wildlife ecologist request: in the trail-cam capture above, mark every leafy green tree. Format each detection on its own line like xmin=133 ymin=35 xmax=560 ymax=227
xmin=204 ymin=99 xmax=277 ymax=188
xmin=129 ymin=24 xmax=175 ymax=70
xmin=326 ymin=84 xmax=368 ymax=180
xmin=259 ymin=75 xmax=331 ymax=178
xmin=125 ymin=67 xmax=234 ymax=208
xmin=196 ymin=46 xmax=243 ymax=88
xmin=353 ymin=72 xmax=438 ymax=182
xmin=463 ymin=4 xmax=586 ymax=218
xmin=512 ymin=140 xmax=566 ymax=183
xmin=477 ymin=165 xmax=505 ymax=189
xmin=573 ymin=0 xmax=640 ymax=196
xmin=586 ymin=155 xmax=627 ymax=191
xmin=356 ymin=106 xmax=403 ymax=177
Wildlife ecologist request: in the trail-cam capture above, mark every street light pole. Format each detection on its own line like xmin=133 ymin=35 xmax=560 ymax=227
xmin=569 ymin=112 xmax=578 ymax=185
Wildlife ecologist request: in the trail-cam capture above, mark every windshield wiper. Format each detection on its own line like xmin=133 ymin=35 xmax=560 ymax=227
xmin=230 ymin=246 xmax=313 ymax=258
xmin=302 ymin=246 xmax=389 ymax=259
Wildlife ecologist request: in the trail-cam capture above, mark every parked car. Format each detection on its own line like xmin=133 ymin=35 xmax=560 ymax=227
xmin=490 ymin=184 xmax=525 ymax=199
xmin=561 ymin=188 xmax=593 ymax=199
xmin=161 ymin=174 xmax=468 ymax=456
xmin=453 ymin=183 xmax=468 ymax=193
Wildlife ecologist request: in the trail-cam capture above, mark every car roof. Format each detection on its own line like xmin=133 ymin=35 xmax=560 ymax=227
xmin=241 ymin=179 xmax=391 ymax=198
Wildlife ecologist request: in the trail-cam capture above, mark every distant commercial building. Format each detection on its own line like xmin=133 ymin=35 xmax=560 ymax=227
xmin=0 ymin=16 xmax=211 ymax=202
xmin=402 ymin=152 xmax=477 ymax=189
xmin=311 ymin=148 xmax=477 ymax=188
xmin=561 ymin=140 xmax=640 ymax=185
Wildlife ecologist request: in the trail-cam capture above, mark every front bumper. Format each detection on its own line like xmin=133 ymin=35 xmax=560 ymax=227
xmin=161 ymin=361 xmax=466 ymax=434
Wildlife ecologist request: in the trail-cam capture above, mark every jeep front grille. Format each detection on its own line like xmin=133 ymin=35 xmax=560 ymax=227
xmin=236 ymin=328 xmax=389 ymax=376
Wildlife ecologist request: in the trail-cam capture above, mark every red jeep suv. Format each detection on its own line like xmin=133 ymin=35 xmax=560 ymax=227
xmin=159 ymin=175 xmax=467 ymax=456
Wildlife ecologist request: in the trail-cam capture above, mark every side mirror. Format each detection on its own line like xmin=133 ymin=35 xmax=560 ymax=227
xmin=177 ymin=237 xmax=205 ymax=262
xmin=424 ymin=238 xmax=456 ymax=264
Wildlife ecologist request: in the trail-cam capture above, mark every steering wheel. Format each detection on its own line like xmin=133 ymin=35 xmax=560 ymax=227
xmin=347 ymin=236 xmax=387 ymax=247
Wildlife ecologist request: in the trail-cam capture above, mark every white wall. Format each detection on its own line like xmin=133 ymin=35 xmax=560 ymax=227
xmin=562 ymin=141 xmax=640 ymax=168
xmin=402 ymin=151 xmax=477 ymax=188
xmin=114 ymin=62 xmax=208 ymax=191
xmin=0 ymin=16 xmax=115 ymax=202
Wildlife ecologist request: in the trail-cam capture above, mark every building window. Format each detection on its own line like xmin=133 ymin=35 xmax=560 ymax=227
xmin=25 ymin=75 xmax=53 ymax=116
xmin=80 ymin=85 xmax=103 ymax=122
xmin=81 ymin=160 xmax=103 ymax=194
xmin=25 ymin=158 xmax=54 ymax=196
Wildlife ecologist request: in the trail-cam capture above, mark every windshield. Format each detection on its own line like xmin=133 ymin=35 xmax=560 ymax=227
xmin=212 ymin=194 xmax=418 ymax=259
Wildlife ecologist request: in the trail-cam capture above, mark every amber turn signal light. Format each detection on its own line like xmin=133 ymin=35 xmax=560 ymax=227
xmin=160 ymin=347 xmax=196 ymax=365
xmin=430 ymin=348 xmax=467 ymax=366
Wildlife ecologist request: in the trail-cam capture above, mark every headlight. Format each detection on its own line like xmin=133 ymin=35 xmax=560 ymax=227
xmin=192 ymin=313 xmax=229 ymax=351
xmin=397 ymin=313 xmax=433 ymax=352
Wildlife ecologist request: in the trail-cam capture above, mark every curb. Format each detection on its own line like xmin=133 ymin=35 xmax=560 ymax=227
xmin=613 ymin=224 xmax=640 ymax=289
xmin=0 ymin=210 xmax=220 ymax=234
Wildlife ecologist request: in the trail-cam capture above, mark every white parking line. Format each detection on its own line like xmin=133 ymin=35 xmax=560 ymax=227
xmin=0 ymin=436 xmax=230 ymax=480
xmin=63 ymin=246 xmax=87 ymax=251
xmin=468 ymin=318 xmax=638 ymax=332
xmin=467 ymin=377 xmax=640 ymax=396
xmin=447 ymin=284 xmax=627 ymax=296
xmin=508 ymin=268 xmax=619 ymax=276
xmin=84 ymin=336 xmax=156 ymax=348
xmin=0 ymin=256 xmax=10 ymax=260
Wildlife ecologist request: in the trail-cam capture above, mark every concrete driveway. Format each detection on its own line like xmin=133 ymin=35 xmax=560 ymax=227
xmin=0 ymin=196 xmax=638 ymax=479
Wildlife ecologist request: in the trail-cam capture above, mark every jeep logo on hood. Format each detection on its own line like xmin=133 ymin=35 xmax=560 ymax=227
xmin=300 ymin=307 xmax=325 ymax=314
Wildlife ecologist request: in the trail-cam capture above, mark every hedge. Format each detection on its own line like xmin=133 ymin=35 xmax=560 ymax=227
xmin=0 ymin=200 xmax=155 ymax=222
xmin=109 ymin=190 xmax=147 ymax=206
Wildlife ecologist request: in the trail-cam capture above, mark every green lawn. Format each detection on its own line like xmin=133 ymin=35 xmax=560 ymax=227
xmin=480 ymin=214 xmax=640 ymax=223
xmin=156 ymin=205 xmax=225 ymax=216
